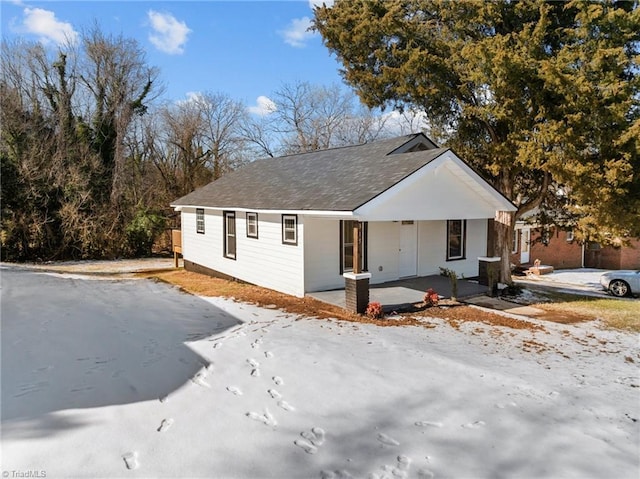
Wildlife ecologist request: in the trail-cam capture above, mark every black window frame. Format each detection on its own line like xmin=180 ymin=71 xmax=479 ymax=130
xmin=446 ymin=219 xmax=466 ymax=261
xmin=281 ymin=214 xmax=298 ymax=245
xmin=246 ymin=212 xmax=258 ymax=239
xmin=196 ymin=208 xmax=205 ymax=234
xmin=223 ymin=211 xmax=236 ymax=259
xmin=340 ymin=220 xmax=368 ymax=274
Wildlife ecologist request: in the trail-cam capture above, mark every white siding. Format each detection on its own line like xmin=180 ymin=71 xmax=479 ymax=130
xmin=181 ymin=211 xmax=488 ymax=295
xmin=181 ymin=208 xmax=305 ymax=297
xmin=304 ymin=218 xmax=341 ymax=292
xmin=368 ymin=222 xmax=401 ymax=284
xmin=355 ymin=155 xmax=511 ymax=221
xmin=417 ymin=219 xmax=488 ymax=278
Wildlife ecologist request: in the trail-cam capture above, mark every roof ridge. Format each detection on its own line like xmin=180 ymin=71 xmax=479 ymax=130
xmin=269 ymin=133 xmax=422 ymax=160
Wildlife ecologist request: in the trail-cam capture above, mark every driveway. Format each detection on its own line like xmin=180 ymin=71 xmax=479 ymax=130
xmin=1 ymin=266 xmax=239 ymax=422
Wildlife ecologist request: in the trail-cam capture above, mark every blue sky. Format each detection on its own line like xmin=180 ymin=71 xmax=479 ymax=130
xmin=1 ymin=0 xmax=343 ymax=112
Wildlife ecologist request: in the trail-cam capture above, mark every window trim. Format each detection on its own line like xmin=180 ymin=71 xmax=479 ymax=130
xmin=246 ymin=212 xmax=258 ymax=239
xmin=512 ymin=228 xmax=519 ymax=254
xmin=196 ymin=208 xmax=205 ymax=234
xmin=223 ymin=211 xmax=236 ymax=259
xmin=282 ymin=214 xmax=298 ymax=245
xmin=340 ymin=220 xmax=368 ymax=274
xmin=446 ymin=219 xmax=466 ymax=261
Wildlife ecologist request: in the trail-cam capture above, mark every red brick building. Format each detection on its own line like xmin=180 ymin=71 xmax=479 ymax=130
xmin=510 ymin=224 xmax=640 ymax=270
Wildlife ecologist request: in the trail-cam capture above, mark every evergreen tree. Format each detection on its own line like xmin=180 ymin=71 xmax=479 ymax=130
xmin=314 ymin=0 xmax=639 ymax=281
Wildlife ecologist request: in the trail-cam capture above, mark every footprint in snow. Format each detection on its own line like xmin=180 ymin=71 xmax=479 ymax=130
xmin=417 ymin=469 xmax=435 ymax=479
xmin=227 ymin=386 xmax=243 ymax=396
xmin=251 ymin=339 xmax=262 ymax=349
xmin=191 ymin=370 xmax=210 ymax=388
xmin=246 ymin=409 xmax=277 ymax=427
xmin=157 ymin=418 xmax=173 ymax=432
xmin=213 ymin=342 xmax=222 ymax=349
xmin=414 ymin=421 xmax=443 ymax=428
xmin=462 ymin=420 xmax=486 ymax=429
xmin=320 ymin=470 xmax=353 ymax=479
xmin=397 ymin=455 xmax=411 ymax=471
xmin=377 ymin=433 xmax=399 ymax=446
xmin=278 ymin=400 xmax=295 ymax=411
xmin=268 ymin=389 xmax=281 ymax=399
xmin=247 ymin=358 xmax=260 ymax=368
xmin=370 ymin=454 xmax=411 ymax=479
xmin=264 ymin=351 xmax=274 ymax=359
xmin=273 ymin=376 xmax=283 ymax=385
xmin=251 ymin=368 xmax=260 ymax=377
xmin=122 ymin=452 xmax=139 ymax=470
xmin=294 ymin=438 xmax=318 ymax=454
xmin=302 ymin=427 xmax=325 ymax=446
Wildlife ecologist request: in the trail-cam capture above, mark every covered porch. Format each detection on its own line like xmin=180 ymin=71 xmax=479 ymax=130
xmin=307 ymin=274 xmax=489 ymax=312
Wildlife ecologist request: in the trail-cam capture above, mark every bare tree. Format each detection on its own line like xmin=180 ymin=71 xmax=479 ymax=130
xmin=146 ymin=92 xmax=248 ymax=202
xmin=79 ymin=26 xmax=162 ymax=210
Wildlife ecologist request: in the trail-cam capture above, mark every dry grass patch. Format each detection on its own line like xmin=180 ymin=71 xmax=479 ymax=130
xmin=418 ymin=305 xmax=544 ymax=331
xmin=141 ymin=269 xmax=541 ymax=330
xmin=534 ymin=297 xmax=640 ymax=332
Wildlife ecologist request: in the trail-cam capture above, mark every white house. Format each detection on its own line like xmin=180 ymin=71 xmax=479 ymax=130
xmin=171 ymin=134 xmax=516 ymax=298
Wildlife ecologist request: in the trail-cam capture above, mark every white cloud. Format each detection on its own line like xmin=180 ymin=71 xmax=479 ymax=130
xmin=280 ymin=16 xmax=315 ymax=48
xmin=248 ymin=96 xmax=277 ymax=116
xmin=147 ymin=10 xmax=191 ymax=55
xmin=21 ymin=7 xmax=78 ymax=46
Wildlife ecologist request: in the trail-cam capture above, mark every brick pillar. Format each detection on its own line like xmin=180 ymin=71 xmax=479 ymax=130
xmin=343 ymin=272 xmax=371 ymax=314
xmin=478 ymin=256 xmax=501 ymax=286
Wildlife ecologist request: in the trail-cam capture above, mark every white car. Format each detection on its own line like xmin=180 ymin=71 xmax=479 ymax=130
xmin=600 ymin=270 xmax=640 ymax=297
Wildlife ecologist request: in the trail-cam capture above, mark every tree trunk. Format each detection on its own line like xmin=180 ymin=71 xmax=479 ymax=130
xmin=494 ymin=211 xmax=515 ymax=284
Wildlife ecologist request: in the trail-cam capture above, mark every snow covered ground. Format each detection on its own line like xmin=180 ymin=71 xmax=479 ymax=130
xmin=2 ymin=267 xmax=639 ymax=478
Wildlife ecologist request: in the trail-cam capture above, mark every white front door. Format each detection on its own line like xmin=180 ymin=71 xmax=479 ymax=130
xmin=399 ymin=221 xmax=418 ymax=277
xmin=521 ymin=228 xmax=530 ymax=264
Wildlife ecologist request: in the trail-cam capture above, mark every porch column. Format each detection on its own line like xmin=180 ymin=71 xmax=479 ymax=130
xmin=343 ymin=272 xmax=371 ymax=314
xmin=344 ymin=221 xmax=370 ymax=314
xmin=353 ymin=221 xmax=361 ymax=274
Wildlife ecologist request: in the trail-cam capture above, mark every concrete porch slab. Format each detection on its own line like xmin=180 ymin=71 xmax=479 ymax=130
xmin=307 ymin=274 xmax=489 ymax=312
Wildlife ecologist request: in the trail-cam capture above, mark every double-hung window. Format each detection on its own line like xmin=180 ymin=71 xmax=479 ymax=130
xmin=196 ymin=208 xmax=205 ymax=234
xmin=224 ymin=211 xmax=236 ymax=259
xmin=447 ymin=219 xmax=466 ymax=261
xmin=282 ymin=214 xmax=297 ymax=245
xmin=246 ymin=212 xmax=258 ymax=238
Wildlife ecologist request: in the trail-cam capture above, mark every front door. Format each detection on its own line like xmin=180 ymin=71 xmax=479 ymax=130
xmin=399 ymin=221 xmax=418 ymax=277
xmin=521 ymin=228 xmax=530 ymax=264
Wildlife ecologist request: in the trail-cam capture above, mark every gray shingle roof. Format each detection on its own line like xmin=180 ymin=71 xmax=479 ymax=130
xmin=171 ymin=134 xmax=448 ymax=211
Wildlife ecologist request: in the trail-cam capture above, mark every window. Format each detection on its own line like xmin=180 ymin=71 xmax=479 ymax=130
xmin=246 ymin=212 xmax=258 ymax=238
xmin=446 ymin=219 xmax=466 ymax=261
xmin=282 ymin=214 xmax=298 ymax=245
xmin=196 ymin=208 xmax=205 ymax=234
xmin=566 ymin=230 xmax=574 ymax=242
xmin=512 ymin=229 xmax=519 ymax=253
xmin=224 ymin=211 xmax=236 ymax=259
xmin=340 ymin=221 xmax=368 ymax=273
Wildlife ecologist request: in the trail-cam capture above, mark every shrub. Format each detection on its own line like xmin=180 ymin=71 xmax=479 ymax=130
xmin=439 ymin=266 xmax=459 ymax=300
xmin=365 ymin=301 xmax=384 ymax=319
xmin=424 ymin=288 xmax=439 ymax=307
xmin=125 ymin=209 xmax=166 ymax=257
